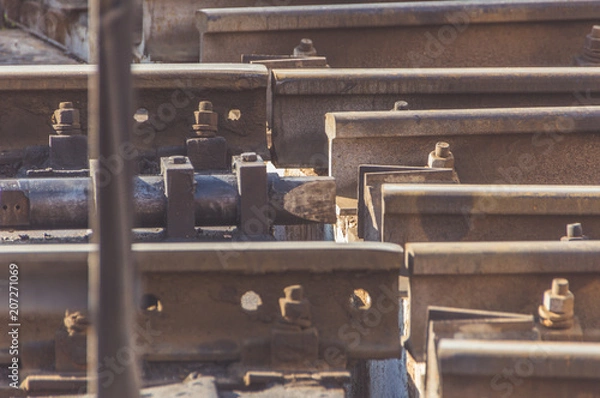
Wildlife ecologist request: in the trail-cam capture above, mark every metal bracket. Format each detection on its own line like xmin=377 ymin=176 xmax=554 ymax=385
xmin=233 ymin=152 xmax=270 ymax=237
xmin=161 ymin=156 xmax=196 ymax=239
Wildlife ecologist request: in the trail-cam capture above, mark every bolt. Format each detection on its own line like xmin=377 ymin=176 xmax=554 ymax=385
xmin=192 ymin=100 xmax=218 ymax=137
xmin=580 ymin=25 xmax=600 ymax=64
xmin=241 ymin=152 xmax=258 ymax=162
xmin=538 ymin=278 xmax=575 ymax=329
xmin=170 ymin=156 xmax=187 ymax=164
xmin=64 ymin=310 xmax=89 ymax=336
xmin=293 ymin=38 xmax=317 ymax=57
xmin=392 ymin=101 xmax=409 ymax=111
xmin=427 ymin=142 xmax=454 ymax=169
xmin=279 ymin=285 xmax=311 ymax=328
xmin=52 ymin=101 xmax=81 ymax=135
xmin=561 ymin=222 xmax=588 ymax=241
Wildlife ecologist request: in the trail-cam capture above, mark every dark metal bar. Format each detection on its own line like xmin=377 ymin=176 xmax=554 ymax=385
xmin=88 ymin=0 xmax=140 ymax=395
xmin=0 ymin=174 xmax=335 ymax=229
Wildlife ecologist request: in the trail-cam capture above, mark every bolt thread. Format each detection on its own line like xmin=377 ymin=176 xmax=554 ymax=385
xmin=435 ymin=142 xmax=450 ymax=158
xmin=567 ymin=223 xmax=583 ymax=237
xmin=198 ymin=101 xmax=213 ymax=111
xmin=552 ymin=278 xmax=569 ymax=296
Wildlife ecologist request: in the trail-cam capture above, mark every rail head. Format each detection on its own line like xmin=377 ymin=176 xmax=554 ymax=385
xmin=197 ymin=0 xmax=600 ymax=33
xmin=405 ymin=240 xmax=600 ymax=276
xmin=273 ymin=67 xmax=600 ymax=96
xmin=0 ymin=63 xmax=269 ymax=91
xmin=326 ymin=106 xmax=600 ymax=140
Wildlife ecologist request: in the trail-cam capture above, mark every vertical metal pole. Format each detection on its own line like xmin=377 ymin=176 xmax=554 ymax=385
xmin=88 ymin=0 xmax=139 ymax=394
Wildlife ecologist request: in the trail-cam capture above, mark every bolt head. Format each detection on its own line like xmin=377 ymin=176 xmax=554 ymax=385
xmin=284 ymin=285 xmax=304 ymax=301
xmin=293 ymin=38 xmax=317 ymax=57
xmin=543 ymin=289 xmax=574 ymax=315
xmin=393 ymin=101 xmax=409 ymax=111
xmin=198 ymin=101 xmax=213 ymax=111
xmin=241 ymin=152 xmax=258 ymax=162
xmin=567 ymin=223 xmax=583 ymax=238
xmin=170 ymin=156 xmax=187 ymax=164
xmin=59 ymin=101 xmax=74 ymax=109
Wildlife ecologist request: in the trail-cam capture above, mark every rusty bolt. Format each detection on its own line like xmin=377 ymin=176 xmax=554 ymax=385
xmin=64 ymin=310 xmax=90 ymax=336
xmin=427 ymin=142 xmax=455 ymax=169
xmin=581 ymin=25 xmax=600 ymax=63
xmin=293 ymin=38 xmax=317 ymax=57
xmin=52 ymin=101 xmax=82 ymax=135
xmin=241 ymin=152 xmax=258 ymax=162
xmin=170 ymin=156 xmax=187 ymax=164
xmin=538 ymin=278 xmax=575 ymax=329
xmin=392 ymin=101 xmax=409 ymax=111
xmin=279 ymin=285 xmax=311 ymax=328
xmin=560 ymin=222 xmax=588 ymax=241
xmin=192 ymin=101 xmax=218 ymax=137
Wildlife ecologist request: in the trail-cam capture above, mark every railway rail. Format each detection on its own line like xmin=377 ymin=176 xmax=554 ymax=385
xmin=1 ymin=1 xmax=600 ymax=397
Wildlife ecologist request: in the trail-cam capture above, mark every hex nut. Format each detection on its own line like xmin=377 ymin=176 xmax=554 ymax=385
xmin=427 ymin=151 xmax=455 ymax=168
xmin=52 ymin=102 xmax=81 ymax=134
xmin=543 ymin=290 xmax=574 ymax=315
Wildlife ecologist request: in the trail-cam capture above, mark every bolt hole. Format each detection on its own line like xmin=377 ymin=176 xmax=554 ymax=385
xmin=241 ymin=290 xmax=262 ymax=312
xmin=228 ymin=109 xmax=241 ymax=121
xmin=2 ymin=205 xmax=7 ymax=211
xmin=140 ymin=293 xmax=163 ymax=312
xmin=15 ymin=205 xmax=20 ymax=211
xmin=134 ymin=108 xmax=149 ymax=122
xmin=350 ymin=289 xmax=371 ymax=310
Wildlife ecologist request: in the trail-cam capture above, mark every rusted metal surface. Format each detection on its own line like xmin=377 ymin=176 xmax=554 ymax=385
xmin=405 ymin=240 xmax=600 ymax=361
xmin=270 ymin=67 xmax=600 ymax=169
xmin=2 ymin=0 xmax=89 ymax=61
xmin=0 ymin=172 xmax=335 ymax=229
xmin=0 ymin=64 xmax=269 ymax=159
xmin=436 ymin=340 xmax=600 ymax=398
xmin=142 ymin=0 xmax=400 ymax=62
xmin=0 ymin=242 xmax=402 ymax=379
xmin=328 ymin=106 xmax=600 ymax=197
xmin=357 ymin=166 xmax=458 ymax=242
xmin=382 ymin=184 xmax=600 ymax=247
xmin=0 ymin=28 xmax=79 ymax=65
xmin=198 ymin=1 xmax=599 ymax=66
xmin=424 ymin=307 xmax=540 ymax=398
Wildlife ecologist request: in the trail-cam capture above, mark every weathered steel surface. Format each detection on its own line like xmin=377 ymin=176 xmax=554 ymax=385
xmin=357 ymin=166 xmax=458 ymax=242
xmin=144 ymin=0 xmax=400 ymax=62
xmin=0 ymin=28 xmax=79 ymax=65
xmin=382 ymin=184 xmax=600 ymax=247
xmin=3 ymin=0 xmax=89 ymax=61
xmin=405 ymin=240 xmax=600 ymax=361
xmin=198 ymin=1 xmax=599 ymax=66
xmin=0 ymin=64 xmax=269 ymax=158
xmin=0 ymin=241 xmax=402 ymax=367
xmin=271 ymin=68 xmax=600 ymax=169
xmin=437 ymin=340 xmax=600 ymax=398
xmin=424 ymin=308 xmax=539 ymax=398
xmin=0 ymin=173 xmax=335 ymax=229
xmin=328 ymin=106 xmax=600 ymax=197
